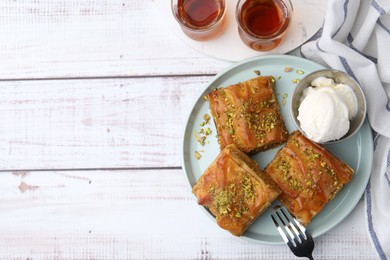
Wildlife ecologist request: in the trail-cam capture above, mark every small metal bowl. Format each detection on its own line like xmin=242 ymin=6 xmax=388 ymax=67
xmin=290 ymin=69 xmax=367 ymax=144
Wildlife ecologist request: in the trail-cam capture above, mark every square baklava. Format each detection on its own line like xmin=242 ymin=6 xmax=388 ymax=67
xmin=207 ymin=76 xmax=288 ymax=154
xmin=192 ymin=144 xmax=281 ymax=236
xmin=264 ymin=131 xmax=354 ymax=225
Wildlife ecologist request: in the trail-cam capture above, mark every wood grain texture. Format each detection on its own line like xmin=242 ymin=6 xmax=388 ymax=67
xmin=0 ymin=76 xmax=211 ymax=170
xmin=0 ymin=169 xmax=376 ymax=259
xmin=0 ymin=0 xmax=230 ymax=80
xmin=0 ymin=0 xmax=380 ymax=259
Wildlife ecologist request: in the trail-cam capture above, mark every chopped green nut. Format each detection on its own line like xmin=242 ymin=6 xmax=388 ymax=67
xmin=292 ymin=79 xmax=301 ymax=84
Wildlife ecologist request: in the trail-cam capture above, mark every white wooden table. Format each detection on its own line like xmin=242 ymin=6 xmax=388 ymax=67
xmin=0 ymin=1 xmax=378 ymax=259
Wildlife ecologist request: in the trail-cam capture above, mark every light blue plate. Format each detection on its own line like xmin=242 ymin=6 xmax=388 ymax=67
xmin=182 ymin=55 xmax=373 ymax=244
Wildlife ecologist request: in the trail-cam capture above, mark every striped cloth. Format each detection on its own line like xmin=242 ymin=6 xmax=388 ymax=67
xmin=300 ymin=0 xmax=390 ymax=259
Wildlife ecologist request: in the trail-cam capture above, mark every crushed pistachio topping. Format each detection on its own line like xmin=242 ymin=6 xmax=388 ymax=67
xmin=238 ymin=109 xmax=278 ymax=143
xmin=194 ymin=113 xmax=213 ymax=146
xmin=291 ymin=138 xmax=300 ymax=147
xmin=303 ymin=148 xmax=320 ymax=161
xmin=194 ymin=130 xmax=206 ymax=146
xmin=243 ymin=176 xmax=256 ymax=203
xmin=321 ymin=161 xmax=339 ymax=186
xmin=289 ymin=177 xmax=301 ymax=190
xmin=300 ymin=145 xmax=340 ymax=191
xmin=203 ymin=113 xmax=211 ymax=123
xmin=253 ymin=70 xmax=261 ymax=76
xmin=282 ymin=93 xmax=288 ymax=106
xmin=220 ymin=89 xmax=236 ymax=138
xmin=277 ymin=158 xmax=302 ymax=190
xmin=278 ymin=159 xmax=290 ymax=181
xmin=296 ymin=70 xmax=305 ymax=75
xmin=292 ymin=79 xmax=301 ymax=84
xmin=213 ymin=189 xmax=231 ymax=216
xmin=260 ymin=113 xmax=278 ymax=132
xmin=239 ymin=99 xmax=271 ymax=142
xmin=278 ymin=76 xmax=282 ymax=80
xmin=226 ymin=110 xmax=234 ymax=135
xmin=261 ymin=99 xmax=276 ymax=108
xmin=210 ymin=183 xmax=236 ymax=217
xmin=194 ymin=151 xmax=201 ymax=160
xmin=194 ymin=113 xmax=212 ymax=159
xmin=200 ymin=113 xmax=211 ymax=126
xmin=209 ymin=174 xmax=255 ymax=218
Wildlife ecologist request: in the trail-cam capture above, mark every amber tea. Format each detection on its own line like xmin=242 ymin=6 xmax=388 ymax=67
xmin=172 ymin=0 xmax=226 ymax=41
xmin=236 ymin=0 xmax=293 ymax=51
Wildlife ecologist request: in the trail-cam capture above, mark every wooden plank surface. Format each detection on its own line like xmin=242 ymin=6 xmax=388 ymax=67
xmin=0 ymin=0 xmax=229 ymax=79
xmin=0 ymin=169 xmax=376 ymax=259
xmin=0 ymin=76 xmax=210 ymax=170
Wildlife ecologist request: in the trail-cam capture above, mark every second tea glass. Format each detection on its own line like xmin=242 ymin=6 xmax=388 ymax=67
xmin=236 ymin=0 xmax=293 ymax=51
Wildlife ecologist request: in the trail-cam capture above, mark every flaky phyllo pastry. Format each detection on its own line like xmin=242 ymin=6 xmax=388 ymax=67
xmin=207 ymin=76 xmax=288 ymax=154
xmin=192 ymin=144 xmax=281 ymax=236
xmin=264 ymin=131 xmax=354 ymax=226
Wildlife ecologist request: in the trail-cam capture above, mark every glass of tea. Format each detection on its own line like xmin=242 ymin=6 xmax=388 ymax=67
xmin=236 ymin=0 xmax=293 ymax=51
xmin=171 ymin=0 xmax=227 ymax=41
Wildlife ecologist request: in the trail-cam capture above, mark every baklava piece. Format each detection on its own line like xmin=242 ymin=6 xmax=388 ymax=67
xmin=264 ymin=131 xmax=354 ymax=226
xmin=207 ymin=76 xmax=288 ymax=154
xmin=192 ymin=144 xmax=281 ymax=236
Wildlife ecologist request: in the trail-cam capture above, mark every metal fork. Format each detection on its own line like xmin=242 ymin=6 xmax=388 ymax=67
xmin=271 ymin=206 xmax=315 ymax=260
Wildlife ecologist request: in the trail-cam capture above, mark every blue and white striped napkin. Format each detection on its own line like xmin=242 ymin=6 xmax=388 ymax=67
xmin=300 ymin=0 xmax=390 ymax=259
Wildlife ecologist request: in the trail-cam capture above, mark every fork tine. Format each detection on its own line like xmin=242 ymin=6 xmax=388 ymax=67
xmin=292 ymin=213 xmax=307 ymax=237
xmin=274 ymin=210 xmax=298 ymax=246
xmin=279 ymin=207 xmax=306 ymax=241
xmin=271 ymin=214 xmax=290 ymax=244
xmin=291 ymin=215 xmax=308 ymax=240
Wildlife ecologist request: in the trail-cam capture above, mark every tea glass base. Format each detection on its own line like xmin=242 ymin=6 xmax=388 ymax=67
xmin=238 ymin=30 xmax=284 ymax=52
xmin=181 ymin=19 xmax=227 ymax=41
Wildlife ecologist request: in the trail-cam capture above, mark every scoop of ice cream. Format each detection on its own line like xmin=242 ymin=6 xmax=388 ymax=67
xmin=311 ymin=76 xmax=335 ymax=88
xmin=332 ymin=83 xmax=358 ymax=120
xmin=309 ymin=77 xmax=358 ymax=120
xmin=298 ymin=86 xmax=350 ymax=143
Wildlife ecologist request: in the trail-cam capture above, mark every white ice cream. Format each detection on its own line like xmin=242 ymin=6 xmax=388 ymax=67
xmin=297 ymin=76 xmax=358 ymax=143
xmin=332 ymin=83 xmax=358 ymax=120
